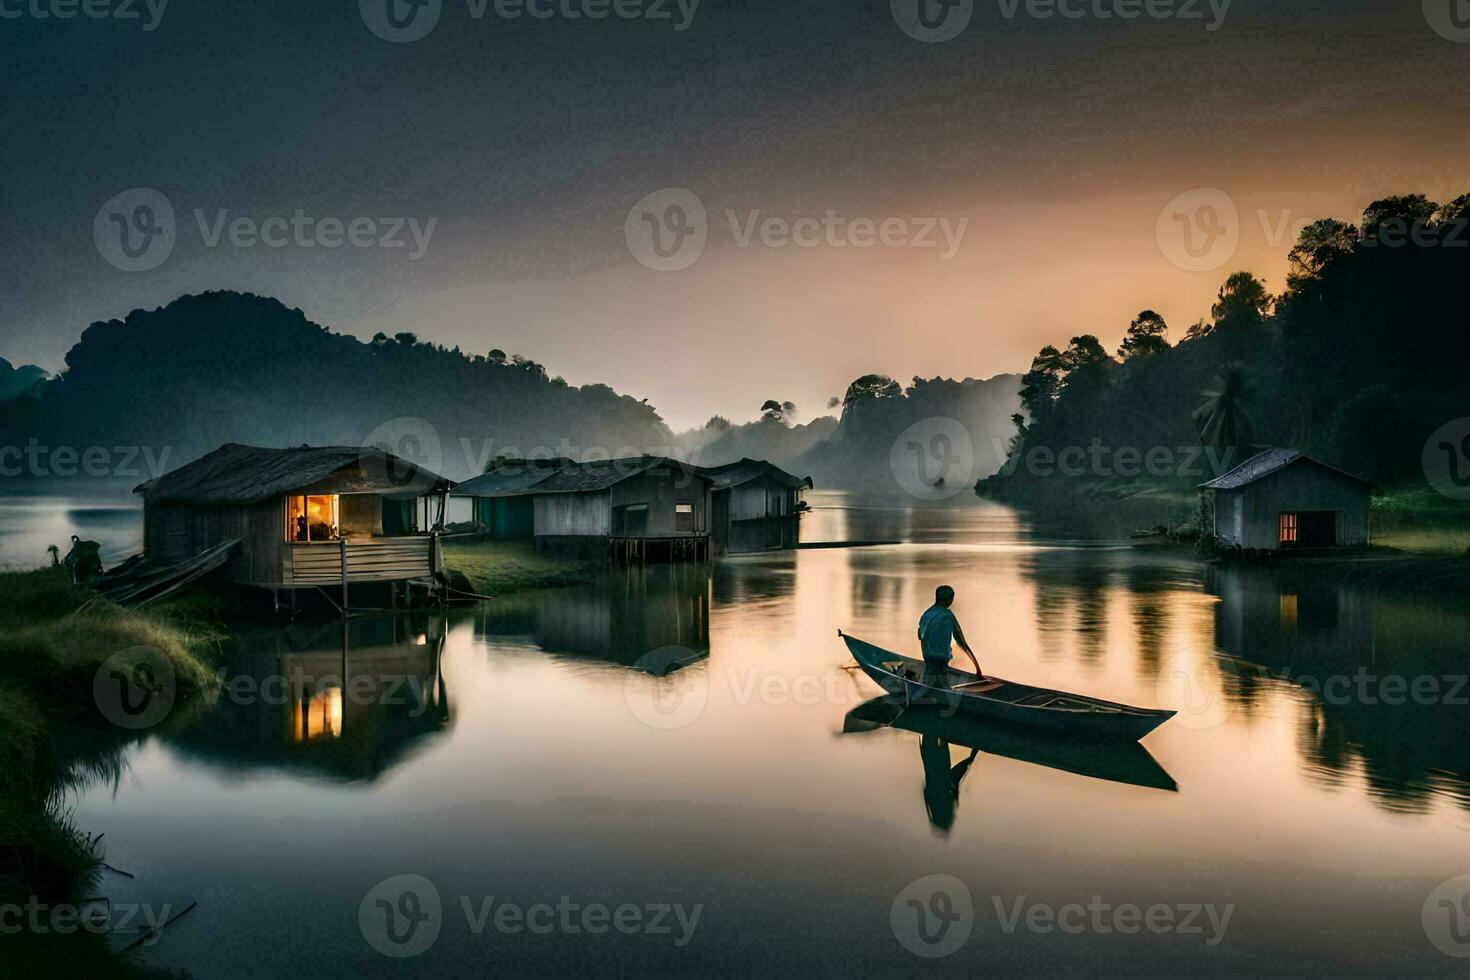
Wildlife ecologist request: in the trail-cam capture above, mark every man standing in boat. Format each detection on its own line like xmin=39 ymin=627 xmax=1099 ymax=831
xmin=918 ymin=585 xmax=982 ymax=685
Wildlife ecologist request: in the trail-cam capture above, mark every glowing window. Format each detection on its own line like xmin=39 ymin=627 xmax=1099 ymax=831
xmin=287 ymin=494 xmax=340 ymax=542
xmin=1279 ymin=513 xmax=1298 ymax=544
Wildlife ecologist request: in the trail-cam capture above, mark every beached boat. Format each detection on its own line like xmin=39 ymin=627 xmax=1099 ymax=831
xmin=841 ymin=631 xmax=1175 ymax=741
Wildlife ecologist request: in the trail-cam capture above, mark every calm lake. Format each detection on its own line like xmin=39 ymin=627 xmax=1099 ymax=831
xmin=12 ymin=491 xmax=1470 ymax=974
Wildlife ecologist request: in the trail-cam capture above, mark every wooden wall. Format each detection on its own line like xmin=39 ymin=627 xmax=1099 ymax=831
xmin=608 ymin=471 xmax=709 ymax=535
xmin=1213 ymin=463 xmax=1370 ymax=549
xmin=535 ymin=490 xmax=611 ymax=537
xmin=144 ymin=499 xmax=283 ymax=583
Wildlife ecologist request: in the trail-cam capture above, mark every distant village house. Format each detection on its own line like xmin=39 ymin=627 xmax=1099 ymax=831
xmin=1198 ymin=448 xmax=1371 ymax=550
xmin=703 ymin=458 xmax=813 ymax=554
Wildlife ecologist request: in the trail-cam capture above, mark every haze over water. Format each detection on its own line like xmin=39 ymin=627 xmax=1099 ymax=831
xmin=40 ymin=492 xmax=1470 ymax=974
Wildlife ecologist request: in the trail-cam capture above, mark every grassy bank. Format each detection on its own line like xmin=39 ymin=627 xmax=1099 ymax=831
xmin=0 ymin=565 xmax=225 ymax=975
xmin=442 ymin=538 xmax=600 ymax=596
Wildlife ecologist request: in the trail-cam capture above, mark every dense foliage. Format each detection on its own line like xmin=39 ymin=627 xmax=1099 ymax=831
xmin=983 ymin=193 xmax=1470 ymax=503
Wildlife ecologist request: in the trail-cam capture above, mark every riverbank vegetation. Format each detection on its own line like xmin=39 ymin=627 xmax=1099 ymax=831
xmin=980 ymin=191 xmax=1470 ymax=551
xmin=0 ymin=565 xmax=225 ymax=975
xmin=443 ymin=538 xmax=601 ymax=596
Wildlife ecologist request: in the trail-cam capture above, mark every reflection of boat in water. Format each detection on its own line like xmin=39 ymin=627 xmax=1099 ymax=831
xmin=843 ymin=696 xmax=1178 ymax=793
xmin=842 ymin=632 xmax=1175 ymax=741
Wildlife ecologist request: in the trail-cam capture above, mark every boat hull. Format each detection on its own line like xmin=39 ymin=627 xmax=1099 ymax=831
xmin=843 ymin=632 xmax=1174 ymax=741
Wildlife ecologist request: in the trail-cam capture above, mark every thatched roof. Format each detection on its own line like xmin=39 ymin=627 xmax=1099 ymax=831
xmin=702 ymin=458 xmax=813 ymax=491
xmin=1198 ymin=448 xmax=1370 ymax=491
xmin=452 ymin=456 xmax=710 ymax=498
xmin=135 ymin=443 xmax=452 ymax=504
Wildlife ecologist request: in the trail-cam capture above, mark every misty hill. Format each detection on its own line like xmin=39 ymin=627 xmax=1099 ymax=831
xmin=791 ymin=374 xmax=1022 ymax=493
xmin=683 ymin=414 xmax=839 ymax=468
xmin=0 ymin=292 xmax=672 ymax=481
xmin=0 ymin=358 xmax=47 ymax=402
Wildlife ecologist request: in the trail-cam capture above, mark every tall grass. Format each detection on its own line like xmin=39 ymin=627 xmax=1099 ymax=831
xmin=0 ymin=565 xmax=225 ymax=975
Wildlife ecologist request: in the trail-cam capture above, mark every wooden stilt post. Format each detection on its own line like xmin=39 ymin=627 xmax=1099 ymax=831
xmin=340 ymin=538 xmax=349 ymax=613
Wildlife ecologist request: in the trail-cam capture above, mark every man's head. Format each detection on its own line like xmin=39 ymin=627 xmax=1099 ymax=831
xmin=935 ymin=585 xmax=955 ymax=608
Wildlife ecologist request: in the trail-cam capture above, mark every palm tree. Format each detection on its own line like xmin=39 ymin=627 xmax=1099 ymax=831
xmin=1193 ymin=366 xmax=1257 ymax=458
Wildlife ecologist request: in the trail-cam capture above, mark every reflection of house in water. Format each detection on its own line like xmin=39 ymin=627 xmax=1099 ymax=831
xmin=469 ymin=565 xmax=710 ymax=672
xmin=168 ymin=615 xmax=451 ymax=782
xmin=1206 ymin=563 xmax=1470 ymax=813
xmin=1206 ymin=562 xmax=1374 ymax=663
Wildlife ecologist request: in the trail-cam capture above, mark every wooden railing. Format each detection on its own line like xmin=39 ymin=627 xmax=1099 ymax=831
xmin=283 ymin=535 xmax=441 ymax=585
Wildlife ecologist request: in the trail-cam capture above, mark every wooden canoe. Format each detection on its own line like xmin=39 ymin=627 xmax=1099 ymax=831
xmin=841 ymin=631 xmax=1175 ymax=741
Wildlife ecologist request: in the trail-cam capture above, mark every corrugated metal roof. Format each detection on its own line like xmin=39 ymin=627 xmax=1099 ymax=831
xmin=1198 ymin=448 xmax=1370 ymax=490
xmin=135 ymin=443 xmax=452 ymax=504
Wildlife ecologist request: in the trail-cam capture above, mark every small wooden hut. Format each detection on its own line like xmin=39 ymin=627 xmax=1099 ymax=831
xmin=451 ymin=456 xmax=713 ymax=562
xmin=703 ymin=459 xmax=813 ymax=554
xmin=1198 ymin=448 xmax=1371 ymax=550
xmin=135 ymin=443 xmax=453 ymax=594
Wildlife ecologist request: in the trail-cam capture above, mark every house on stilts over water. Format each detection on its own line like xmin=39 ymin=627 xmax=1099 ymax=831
xmin=451 ymin=456 xmax=715 ymax=563
xmin=134 ymin=443 xmax=454 ymax=609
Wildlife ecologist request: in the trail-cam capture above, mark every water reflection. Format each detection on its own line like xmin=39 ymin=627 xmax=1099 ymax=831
xmin=843 ymin=696 xmax=1178 ymax=834
xmin=166 ymin=614 xmax=451 ymax=783
xmin=1206 ymin=562 xmax=1470 ymax=813
xmin=469 ymin=564 xmax=711 ymax=672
